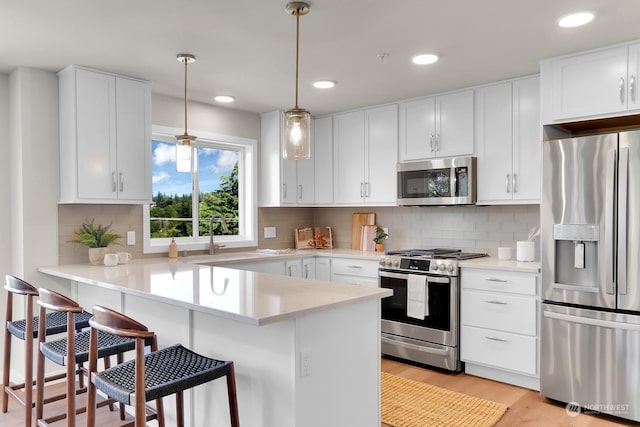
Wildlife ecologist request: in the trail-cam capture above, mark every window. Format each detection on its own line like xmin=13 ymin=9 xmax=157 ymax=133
xmin=143 ymin=125 xmax=257 ymax=254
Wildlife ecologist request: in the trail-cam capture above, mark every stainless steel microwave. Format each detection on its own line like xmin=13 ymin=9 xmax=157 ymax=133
xmin=397 ymin=156 xmax=477 ymax=206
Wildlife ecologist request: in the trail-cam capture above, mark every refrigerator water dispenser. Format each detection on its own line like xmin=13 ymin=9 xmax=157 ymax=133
xmin=553 ymin=224 xmax=599 ymax=287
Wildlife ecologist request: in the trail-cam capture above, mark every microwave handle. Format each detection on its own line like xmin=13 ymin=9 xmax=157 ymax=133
xmin=451 ymin=167 xmax=457 ymax=197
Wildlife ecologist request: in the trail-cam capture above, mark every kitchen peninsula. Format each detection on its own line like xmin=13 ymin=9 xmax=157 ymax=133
xmin=39 ymin=256 xmax=392 ymax=427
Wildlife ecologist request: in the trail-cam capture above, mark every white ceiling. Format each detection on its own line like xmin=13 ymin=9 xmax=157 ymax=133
xmin=2 ymin=0 xmax=640 ymax=116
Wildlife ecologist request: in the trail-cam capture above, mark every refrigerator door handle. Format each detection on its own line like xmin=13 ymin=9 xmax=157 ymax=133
xmin=605 ymin=148 xmax=617 ymax=295
xmin=618 ymin=147 xmax=629 ymax=295
xmin=544 ymin=310 xmax=640 ymax=331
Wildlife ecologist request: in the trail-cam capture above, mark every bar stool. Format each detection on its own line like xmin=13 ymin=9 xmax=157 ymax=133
xmin=34 ymin=288 xmax=139 ymax=427
xmin=2 ymin=275 xmax=92 ymax=427
xmin=86 ymin=305 xmax=240 ymax=427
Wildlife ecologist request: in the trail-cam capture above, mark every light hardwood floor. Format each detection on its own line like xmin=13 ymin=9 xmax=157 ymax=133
xmin=2 ymin=359 xmax=635 ymax=426
xmin=382 ymin=357 xmax=635 ymax=427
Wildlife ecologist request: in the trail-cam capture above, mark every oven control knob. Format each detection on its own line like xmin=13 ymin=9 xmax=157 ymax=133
xmin=392 ymin=259 xmax=400 ymax=268
xmin=438 ymin=263 xmax=446 ymax=272
xmin=447 ymin=263 xmax=455 ymax=272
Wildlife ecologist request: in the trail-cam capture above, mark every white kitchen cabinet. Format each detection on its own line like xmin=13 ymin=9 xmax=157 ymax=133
xmin=541 ymin=42 xmax=640 ymax=123
xmin=333 ymin=104 xmax=398 ymax=205
xmin=259 ymin=110 xmax=315 ymax=206
xmin=313 ymin=116 xmax=333 ymax=205
xmin=398 ymin=90 xmax=474 ymax=161
xmin=301 ymin=257 xmax=316 ymax=279
xmin=58 ymin=65 xmax=151 ymax=204
xmin=315 ymin=257 xmax=331 ymax=281
xmin=285 ymin=258 xmax=302 ymax=277
xmin=476 ymin=76 xmax=540 ymax=204
xmin=224 ymin=260 xmax=286 ymax=275
xmin=330 ymin=257 xmax=379 ymax=288
xmin=460 ymin=267 xmax=540 ymax=390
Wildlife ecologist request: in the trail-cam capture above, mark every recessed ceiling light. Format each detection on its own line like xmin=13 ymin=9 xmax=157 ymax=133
xmin=558 ymin=11 xmax=594 ymax=28
xmin=313 ymin=80 xmax=336 ymax=89
xmin=412 ymin=54 xmax=439 ymax=65
xmin=214 ymin=95 xmax=235 ymax=103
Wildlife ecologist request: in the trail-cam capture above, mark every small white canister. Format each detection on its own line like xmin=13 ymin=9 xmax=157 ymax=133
xmin=497 ymin=247 xmax=512 ymax=260
xmin=516 ymin=241 xmax=535 ymax=262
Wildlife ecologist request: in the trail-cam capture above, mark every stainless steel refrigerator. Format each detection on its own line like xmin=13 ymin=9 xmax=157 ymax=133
xmin=541 ymin=130 xmax=640 ymax=422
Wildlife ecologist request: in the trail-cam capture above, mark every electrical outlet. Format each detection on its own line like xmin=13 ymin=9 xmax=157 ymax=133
xmin=264 ymin=227 xmax=277 ymax=238
xmin=300 ymin=349 xmax=312 ymax=377
xmin=383 ymin=227 xmax=389 ymax=235
xmin=126 ymin=231 xmax=135 ymax=245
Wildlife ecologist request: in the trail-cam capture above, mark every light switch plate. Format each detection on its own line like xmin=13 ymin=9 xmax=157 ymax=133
xmin=127 ymin=231 xmax=135 ymax=246
xmin=264 ymin=227 xmax=276 ymax=238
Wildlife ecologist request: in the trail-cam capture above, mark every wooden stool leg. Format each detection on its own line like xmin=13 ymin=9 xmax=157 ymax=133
xmin=24 ymin=296 xmax=34 ymax=427
xmin=155 ymin=397 xmax=165 ymax=427
xmin=227 ymin=363 xmax=240 ymax=427
xmin=35 ymin=307 xmax=47 ymax=421
xmin=1 ymin=316 xmax=11 ymax=413
xmin=65 ymin=311 xmax=76 ymax=427
xmin=116 ymin=353 xmax=125 ymax=420
xmin=175 ymin=390 xmax=184 ymax=427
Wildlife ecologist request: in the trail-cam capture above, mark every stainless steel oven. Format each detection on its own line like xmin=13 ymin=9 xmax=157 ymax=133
xmin=379 ymin=249 xmax=486 ymax=372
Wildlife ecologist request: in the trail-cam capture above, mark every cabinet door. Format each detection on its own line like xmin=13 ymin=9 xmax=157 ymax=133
xmin=281 ymin=158 xmax=297 ymax=204
xmin=259 ymin=110 xmax=282 ymax=207
xmin=315 ymin=257 xmax=331 ymax=281
xmin=313 ymin=116 xmax=333 ymax=204
xmin=75 ymin=69 xmax=117 ymax=200
xmin=628 ymin=43 xmax=640 ymax=111
xmin=399 ymin=97 xmax=436 ymax=161
xmin=435 ymin=90 xmax=474 ymax=158
xmin=333 ymin=111 xmax=366 ymax=203
xmin=365 ymin=104 xmax=398 ymax=204
xmin=512 ymin=76 xmax=540 ymax=202
xmin=475 ymin=82 xmax=513 ymax=203
xmin=285 ymin=259 xmax=302 ymax=277
xmin=115 ymin=77 xmax=151 ymax=202
xmin=302 ymin=258 xmax=316 ymax=279
xmin=551 ymin=47 xmax=628 ymax=120
xmin=296 ymin=157 xmax=315 ymax=204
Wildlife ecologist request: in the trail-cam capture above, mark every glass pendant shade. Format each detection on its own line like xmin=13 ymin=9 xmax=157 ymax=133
xmin=283 ymin=108 xmax=311 ymax=160
xmin=176 ymin=140 xmax=193 ymax=173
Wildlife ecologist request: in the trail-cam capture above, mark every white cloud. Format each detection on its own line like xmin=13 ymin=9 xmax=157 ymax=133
xmin=154 ymin=143 xmax=175 ymax=165
xmin=217 ymin=150 xmax=238 ymax=170
xmin=152 ymin=171 xmax=169 ymax=184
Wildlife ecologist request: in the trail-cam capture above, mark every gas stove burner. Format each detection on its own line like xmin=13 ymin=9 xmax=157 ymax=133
xmin=386 ymin=248 xmax=488 ymax=260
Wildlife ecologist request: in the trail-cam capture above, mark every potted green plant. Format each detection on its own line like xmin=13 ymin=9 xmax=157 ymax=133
xmin=373 ymin=226 xmax=389 ymax=252
xmin=71 ymin=220 xmax=122 ymax=265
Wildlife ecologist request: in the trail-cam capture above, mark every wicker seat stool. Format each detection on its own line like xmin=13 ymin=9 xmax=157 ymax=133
xmin=87 ymin=305 xmax=240 ymax=427
xmin=2 ymin=275 xmax=92 ymax=427
xmin=34 ymin=288 xmax=139 ymax=427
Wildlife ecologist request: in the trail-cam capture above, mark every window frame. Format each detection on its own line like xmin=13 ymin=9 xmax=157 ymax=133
xmin=143 ymin=125 xmax=257 ymax=254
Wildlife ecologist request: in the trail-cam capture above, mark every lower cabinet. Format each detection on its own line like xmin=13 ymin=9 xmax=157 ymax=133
xmin=224 ymin=260 xmax=286 ymax=275
xmin=460 ymin=267 xmax=540 ymax=390
xmin=330 ymin=257 xmax=379 ymax=288
xmin=315 ymin=257 xmax=331 ymax=281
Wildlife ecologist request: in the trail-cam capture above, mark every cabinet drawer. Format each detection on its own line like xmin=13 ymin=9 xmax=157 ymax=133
xmin=462 ymin=290 xmax=537 ymax=335
xmin=461 ymin=325 xmax=537 ymax=375
xmin=461 ymin=268 xmax=537 ymax=295
xmin=330 ymin=258 xmax=379 ymax=278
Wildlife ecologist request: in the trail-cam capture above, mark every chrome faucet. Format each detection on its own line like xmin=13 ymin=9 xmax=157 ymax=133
xmin=209 ymin=214 xmax=229 ymax=255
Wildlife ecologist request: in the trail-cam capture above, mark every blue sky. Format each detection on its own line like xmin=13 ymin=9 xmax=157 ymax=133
xmin=151 ymin=141 xmax=238 ymax=196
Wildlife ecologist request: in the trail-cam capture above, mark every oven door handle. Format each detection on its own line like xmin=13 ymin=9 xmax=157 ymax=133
xmin=378 ymin=270 xmax=451 ymax=283
xmin=381 ymin=336 xmax=450 ymax=356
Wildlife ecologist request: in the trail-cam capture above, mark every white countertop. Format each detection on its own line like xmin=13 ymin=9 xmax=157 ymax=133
xmin=459 ymin=256 xmax=541 ymax=273
xmin=39 ymin=257 xmax=391 ymax=326
xmin=181 ymin=248 xmax=382 ymax=265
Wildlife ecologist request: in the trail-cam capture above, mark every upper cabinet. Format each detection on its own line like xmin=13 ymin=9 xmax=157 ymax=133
xmin=313 ymin=116 xmax=333 ymax=205
xmin=476 ymin=76 xmax=540 ymax=204
xmin=399 ymin=90 xmax=474 ymax=161
xmin=259 ymin=110 xmax=315 ymax=206
xmin=58 ymin=66 xmax=151 ymax=204
xmin=333 ymin=104 xmax=398 ymax=205
xmin=541 ymin=42 xmax=640 ymax=123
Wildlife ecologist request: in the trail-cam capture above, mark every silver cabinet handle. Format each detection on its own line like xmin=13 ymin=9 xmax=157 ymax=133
xmin=512 ymin=173 xmax=517 ymax=193
xmin=111 ymin=172 xmax=117 ymax=192
xmin=620 ymin=77 xmax=626 ymax=104
xmin=119 ymin=172 xmax=124 ymax=192
xmin=485 ymin=336 xmax=508 ymax=342
xmin=505 ymin=174 xmax=510 ymax=193
xmin=347 ymin=265 xmax=362 ymax=269
xmin=283 ymin=183 xmax=287 ymax=199
xmin=298 ymin=184 xmax=303 ymax=200
xmin=360 ymin=182 xmax=364 ymax=198
xmin=485 ymin=300 xmax=508 ymax=305
xmin=631 ymin=75 xmax=637 ymax=103
xmin=435 ymin=133 xmax=440 ymax=151
xmin=304 ymin=264 xmax=309 ymax=278
xmin=429 ymin=134 xmax=435 ymax=152
xmin=365 ymin=182 xmax=370 ymax=198
xmin=485 ymin=277 xmax=508 ymax=283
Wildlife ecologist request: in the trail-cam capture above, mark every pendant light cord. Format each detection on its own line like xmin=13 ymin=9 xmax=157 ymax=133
xmin=183 ymin=58 xmax=189 ymax=135
xmin=294 ymin=10 xmax=300 ymax=109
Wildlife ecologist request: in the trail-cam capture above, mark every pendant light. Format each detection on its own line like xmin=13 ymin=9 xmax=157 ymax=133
xmin=283 ymin=2 xmax=311 ymax=160
xmin=176 ymin=53 xmax=197 ymax=172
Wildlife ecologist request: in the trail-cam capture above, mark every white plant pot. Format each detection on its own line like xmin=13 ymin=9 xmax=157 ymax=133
xmin=88 ymin=247 xmax=109 ymax=266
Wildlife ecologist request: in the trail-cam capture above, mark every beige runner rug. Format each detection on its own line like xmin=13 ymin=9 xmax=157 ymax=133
xmin=381 ymin=372 xmax=508 ymax=427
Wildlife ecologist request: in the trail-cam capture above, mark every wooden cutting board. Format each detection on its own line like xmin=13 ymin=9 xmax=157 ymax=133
xmin=352 ymin=213 xmax=376 ymax=250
